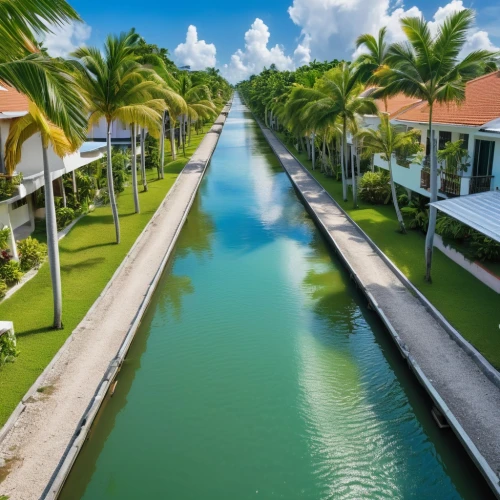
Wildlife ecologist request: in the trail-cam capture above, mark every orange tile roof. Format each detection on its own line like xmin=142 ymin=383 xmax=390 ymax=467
xmin=396 ymin=71 xmax=500 ymax=127
xmin=374 ymin=93 xmax=422 ymax=118
xmin=0 ymin=83 xmax=29 ymax=113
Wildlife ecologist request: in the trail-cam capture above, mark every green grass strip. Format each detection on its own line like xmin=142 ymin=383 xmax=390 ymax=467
xmin=277 ymin=132 xmax=500 ymax=371
xmin=0 ymin=125 xmax=211 ymax=426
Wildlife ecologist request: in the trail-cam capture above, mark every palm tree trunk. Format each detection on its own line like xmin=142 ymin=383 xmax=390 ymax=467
xmin=170 ymin=116 xmax=176 ymax=161
xmin=306 ymin=136 xmax=310 ymax=159
xmin=60 ymin=177 xmax=67 ymax=208
xmin=106 ymin=121 xmax=121 ymax=244
xmin=351 ymin=137 xmax=358 ymax=207
xmin=341 ymin=118 xmax=348 ymax=201
xmin=188 ymin=116 xmax=192 ymax=146
xmin=265 ymin=105 xmax=269 ymax=127
xmin=299 ymin=136 xmax=305 ymax=153
xmin=0 ymin=125 xmax=4 ymax=174
xmin=425 ymin=108 xmax=437 ymax=282
xmin=141 ymin=128 xmax=148 ymax=192
xmin=131 ymin=123 xmax=140 ymax=213
xmin=42 ymin=141 xmax=63 ymax=329
xmin=388 ymin=157 xmax=406 ymax=233
xmin=72 ymin=170 xmax=77 ymax=200
xmin=159 ymin=112 xmax=165 ymax=180
xmin=311 ymin=133 xmax=316 ymax=170
xmin=181 ymin=115 xmax=186 ymax=157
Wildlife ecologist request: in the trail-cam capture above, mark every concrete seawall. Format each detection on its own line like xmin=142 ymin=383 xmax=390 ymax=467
xmin=0 ymin=101 xmax=232 ymax=500
xmin=257 ymin=121 xmax=500 ymax=497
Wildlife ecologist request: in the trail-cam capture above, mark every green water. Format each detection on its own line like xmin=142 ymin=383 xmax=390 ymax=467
xmin=60 ymin=97 xmax=491 ymax=499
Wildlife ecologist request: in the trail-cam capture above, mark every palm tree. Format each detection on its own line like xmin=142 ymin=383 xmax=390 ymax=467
xmin=358 ymin=113 xmax=421 ymax=232
xmin=355 ymin=27 xmax=390 ymax=110
xmin=175 ymin=73 xmax=217 ymax=155
xmin=0 ymin=0 xmax=86 ymax=143
xmin=303 ymin=63 xmax=377 ymax=205
xmin=5 ymin=103 xmax=82 ymax=329
xmin=375 ymin=9 xmax=494 ymax=281
xmin=71 ymin=30 xmax=166 ymax=242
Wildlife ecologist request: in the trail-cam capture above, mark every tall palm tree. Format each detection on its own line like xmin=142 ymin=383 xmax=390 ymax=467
xmin=71 ymin=30 xmax=166 ymax=242
xmin=303 ymin=63 xmax=377 ymax=205
xmin=375 ymin=9 xmax=494 ymax=281
xmin=0 ymin=0 xmax=87 ymax=143
xmin=358 ymin=113 xmax=421 ymax=232
xmin=355 ymin=27 xmax=390 ymax=110
xmin=5 ymin=103 xmax=82 ymax=329
xmin=175 ymin=73 xmax=216 ymax=155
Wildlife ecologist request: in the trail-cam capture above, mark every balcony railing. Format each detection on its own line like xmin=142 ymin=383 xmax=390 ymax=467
xmin=469 ymin=175 xmax=494 ymax=194
xmin=420 ymin=169 xmax=430 ymax=189
xmin=439 ymin=171 xmax=461 ymax=197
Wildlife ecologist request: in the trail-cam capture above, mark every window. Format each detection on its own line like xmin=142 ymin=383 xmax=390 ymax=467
xmin=473 ymin=140 xmax=495 ymax=177
xmin=11 ymin=198 xmax=27 ymax=210
xmin=459 ymin=133 xmax=469 ymax=150
xmin=439 ymin=131 xmax=452 ymax=150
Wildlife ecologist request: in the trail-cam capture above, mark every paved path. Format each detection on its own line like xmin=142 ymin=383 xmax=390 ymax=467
xmin=260 ymin=125 xmax=500 ymax=496
xmin=0 ymin=104 xmax=231 ymax=500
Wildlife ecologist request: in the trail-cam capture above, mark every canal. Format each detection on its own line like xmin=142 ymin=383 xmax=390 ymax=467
xmin=60 ymin=96 xmax=491 ymax=499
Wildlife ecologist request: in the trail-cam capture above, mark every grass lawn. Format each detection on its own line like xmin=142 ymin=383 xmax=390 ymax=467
xmin=276 ymin=132 xmax=500 ymax=370
xmin=0 ymin=124 xmax=213 ymax=426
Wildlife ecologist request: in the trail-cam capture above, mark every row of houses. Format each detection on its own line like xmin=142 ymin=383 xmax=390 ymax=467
xmin=361 ymin=70 xmax=500 ymax=200
xmin=0 ymin=84 xmax=139 ymax=256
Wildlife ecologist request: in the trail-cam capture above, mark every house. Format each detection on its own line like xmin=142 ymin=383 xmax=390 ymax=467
xmin=368 ymin=71 xmax=500 ymax=199
xmin=0 ymin=84 xmax=106 ymax=257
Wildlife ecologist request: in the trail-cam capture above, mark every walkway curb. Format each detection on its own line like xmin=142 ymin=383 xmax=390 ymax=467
xmin=254 ymin=117 xmax=500 ymax=498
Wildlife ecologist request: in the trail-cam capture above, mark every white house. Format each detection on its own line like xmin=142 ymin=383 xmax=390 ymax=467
xmin=0 ymin=84 xmax=106 ymax=255
xmin=367 ymin=71 xmax=500 ymax=199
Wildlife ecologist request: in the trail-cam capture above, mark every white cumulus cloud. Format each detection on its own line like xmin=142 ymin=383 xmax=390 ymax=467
xmin=174 ymin=25 xmax=217 ymax=70
xmin=42 ymin=21 xmax=92 ymax=57
xmin=287 ymin=0 xmax=498 ymax=62
xmin=222 ymin=18 xmax=295 ymax=84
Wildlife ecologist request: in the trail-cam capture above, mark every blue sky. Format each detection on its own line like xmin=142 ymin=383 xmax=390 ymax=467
xmin=50 ymin=0 xmax=500 ymax=83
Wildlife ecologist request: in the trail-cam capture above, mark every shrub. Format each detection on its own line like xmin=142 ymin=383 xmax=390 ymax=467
xmin=0 ymin=260 xmax=23 ymax=286
xmin=0 ymin=280 xmax=6 ymax=298
xmin=0 ymin=227 xmax=10 ymax=249
xmin=435 ymin=215 xmax=471 ymax=242
xmin=471 ymin=234 xmax=500 ymax=262
xmin=401 ymin=194 xmax=429 ymax=232
xmin=56 ymin=207 xmax=75 ymax=230
xmin=358 ymin=171 xmax=391 ymax=204
xmin=17 ymin=237 xmax=47 ymax=271
xmin=0 ymin=329 xmax=19 ymax=366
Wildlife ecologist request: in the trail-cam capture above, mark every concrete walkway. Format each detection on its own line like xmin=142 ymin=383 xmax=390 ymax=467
xmin=260 ymin=126 xmax=500 ymax=496
xmin=0 ymin=104 xmax=231 ymax=500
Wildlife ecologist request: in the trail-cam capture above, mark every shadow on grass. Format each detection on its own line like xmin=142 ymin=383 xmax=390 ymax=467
xmin=61 ymin=257 xmax=106 ymax=272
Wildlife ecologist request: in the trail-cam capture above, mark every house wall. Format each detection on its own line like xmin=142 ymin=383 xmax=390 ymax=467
xmin=89 ymin=118 xmax=132 ymax=141
xmin=373 ymin=119 xmax=500 ymax=196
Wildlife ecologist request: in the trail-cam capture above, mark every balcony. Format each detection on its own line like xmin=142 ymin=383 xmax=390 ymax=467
xmin=420 ymin=169 xmax=430 ymax=189
xmin=439 ymin=172 xmax=461 ymax=196
xmin=469 ymin=175 xmax=494 ymax=194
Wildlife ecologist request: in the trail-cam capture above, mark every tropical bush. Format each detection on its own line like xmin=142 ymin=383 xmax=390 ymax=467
xmin=0 ymin=329 xmax=19 ymax=366
xmin=18 ymin=237 xmax=47 ymax=271
xmin=435 ymin=215 xmax=471 ymax=242
xmin=0 ymin=260 xmax=23 ymax=285
xmin=56 ymin=207 xmax=76 ymax=230
xmin=471 ymin=234 xmax=500 ymax=262
xmin=145 ymin=134 xmax=160 ymax=170
xmin=0 ymin=280 xmax=7 ymax=299
xmin=0 ymin=174 xmax=22 ymax=202
xmin=401 ymin=194 xmax=429 ymax=232
xmin=358 ymin=171 xmax=391 ymax=204
xmin=0 ymin=227 xmax=10 ymax=249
